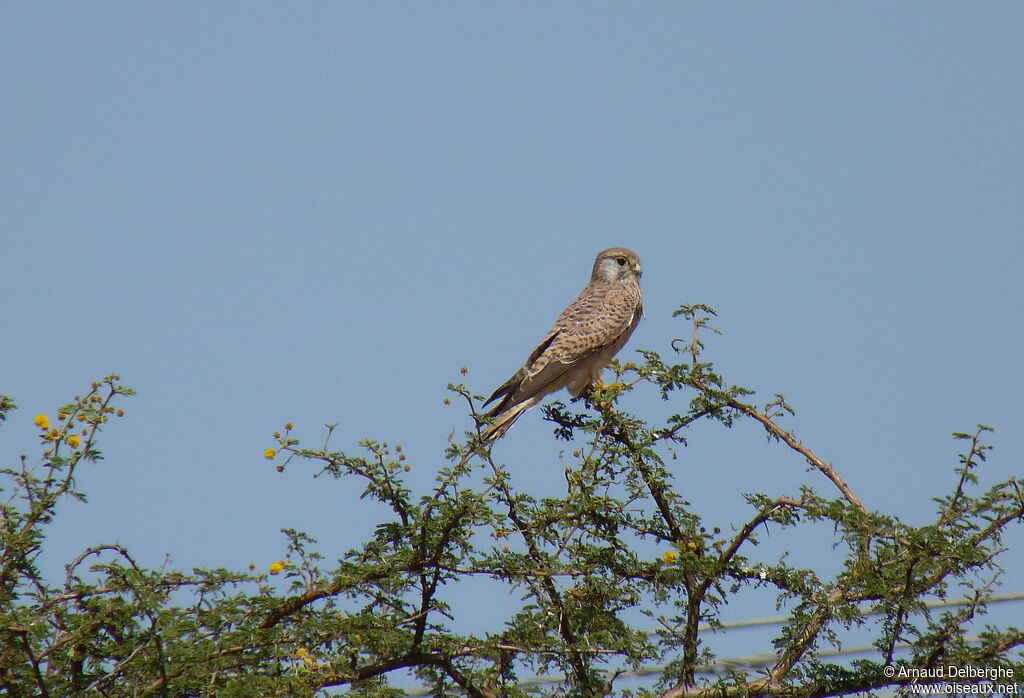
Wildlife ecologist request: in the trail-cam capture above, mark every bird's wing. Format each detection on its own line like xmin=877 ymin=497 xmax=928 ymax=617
xmin=509 ymin=285 xmax=640 ymax=404
xmin=482 ymin=329 xmax=560 ymax=410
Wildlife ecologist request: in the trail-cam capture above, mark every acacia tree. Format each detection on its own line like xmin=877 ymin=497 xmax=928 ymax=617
xmin=1 ymin=305 xmax=1022 ymax=697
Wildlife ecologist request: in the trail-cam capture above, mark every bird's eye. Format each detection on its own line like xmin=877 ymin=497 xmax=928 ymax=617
xmin=615 ymin=257 xmax=627 ymax=266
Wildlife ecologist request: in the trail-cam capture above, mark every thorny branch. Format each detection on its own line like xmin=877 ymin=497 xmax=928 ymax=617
xmin=5 ymin=330 xmax=1022 ymax=698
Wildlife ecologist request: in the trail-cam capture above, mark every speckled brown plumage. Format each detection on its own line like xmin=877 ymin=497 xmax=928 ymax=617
xmin=481 ymin=247 xmax=643 ymax=440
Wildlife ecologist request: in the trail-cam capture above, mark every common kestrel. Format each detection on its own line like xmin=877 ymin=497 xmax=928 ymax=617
xmin=481 ymin=247 xmax=643 ymax=440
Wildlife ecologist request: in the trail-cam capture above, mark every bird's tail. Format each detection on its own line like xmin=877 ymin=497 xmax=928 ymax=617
xmin=481 ymin=397 xmax=538 ymax=441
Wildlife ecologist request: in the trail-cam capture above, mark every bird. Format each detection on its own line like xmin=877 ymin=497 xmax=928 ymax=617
xmin=480 ymin=247 xmax=643 ymax=441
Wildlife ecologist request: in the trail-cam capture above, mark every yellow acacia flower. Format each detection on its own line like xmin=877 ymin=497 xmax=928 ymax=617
xmin=67 ymin=435 xmax=81 ymax=449
xmin=686 ymin=541 xmax=699 ymax=552
xmin=662 ymin=550 xmax=678 ymax=564
xmin=284 ymin=422 xmax=294 ymax=430
xmin=269 ymin=560 xmax=285 ymax=575
xmin=294 ymin=647 xmax=314 ymax=666
xmin=264 ymin=448 xmax=276 ymax=460
xmin=34 ymin=414 xmax=50 ymax=430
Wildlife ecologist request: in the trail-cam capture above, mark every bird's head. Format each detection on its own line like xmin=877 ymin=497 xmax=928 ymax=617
xmin=591 ymin=247 xmax=642 ymax=283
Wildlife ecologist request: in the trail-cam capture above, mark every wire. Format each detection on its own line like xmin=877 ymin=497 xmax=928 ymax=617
xmin=646 ymin=590 xmax=1024 ymax=637
xmin=405 ymin=592 xmax=1024 ymax=695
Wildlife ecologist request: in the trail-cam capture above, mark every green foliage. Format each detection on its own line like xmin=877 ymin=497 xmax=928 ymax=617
xmin=1 ymin=309 xmax=1022 ymax=697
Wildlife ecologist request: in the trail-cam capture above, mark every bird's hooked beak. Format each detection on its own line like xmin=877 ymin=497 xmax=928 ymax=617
xmin=631 ymin=261 xmax=642 ymax=279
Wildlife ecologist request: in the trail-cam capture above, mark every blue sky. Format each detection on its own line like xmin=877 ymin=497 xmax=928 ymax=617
xmin=3 ymin=2 xmax=1022 ymax=687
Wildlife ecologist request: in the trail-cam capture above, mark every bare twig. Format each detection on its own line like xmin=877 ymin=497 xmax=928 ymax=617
xmin=688 ymin=377 xmax=866 ymax=514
